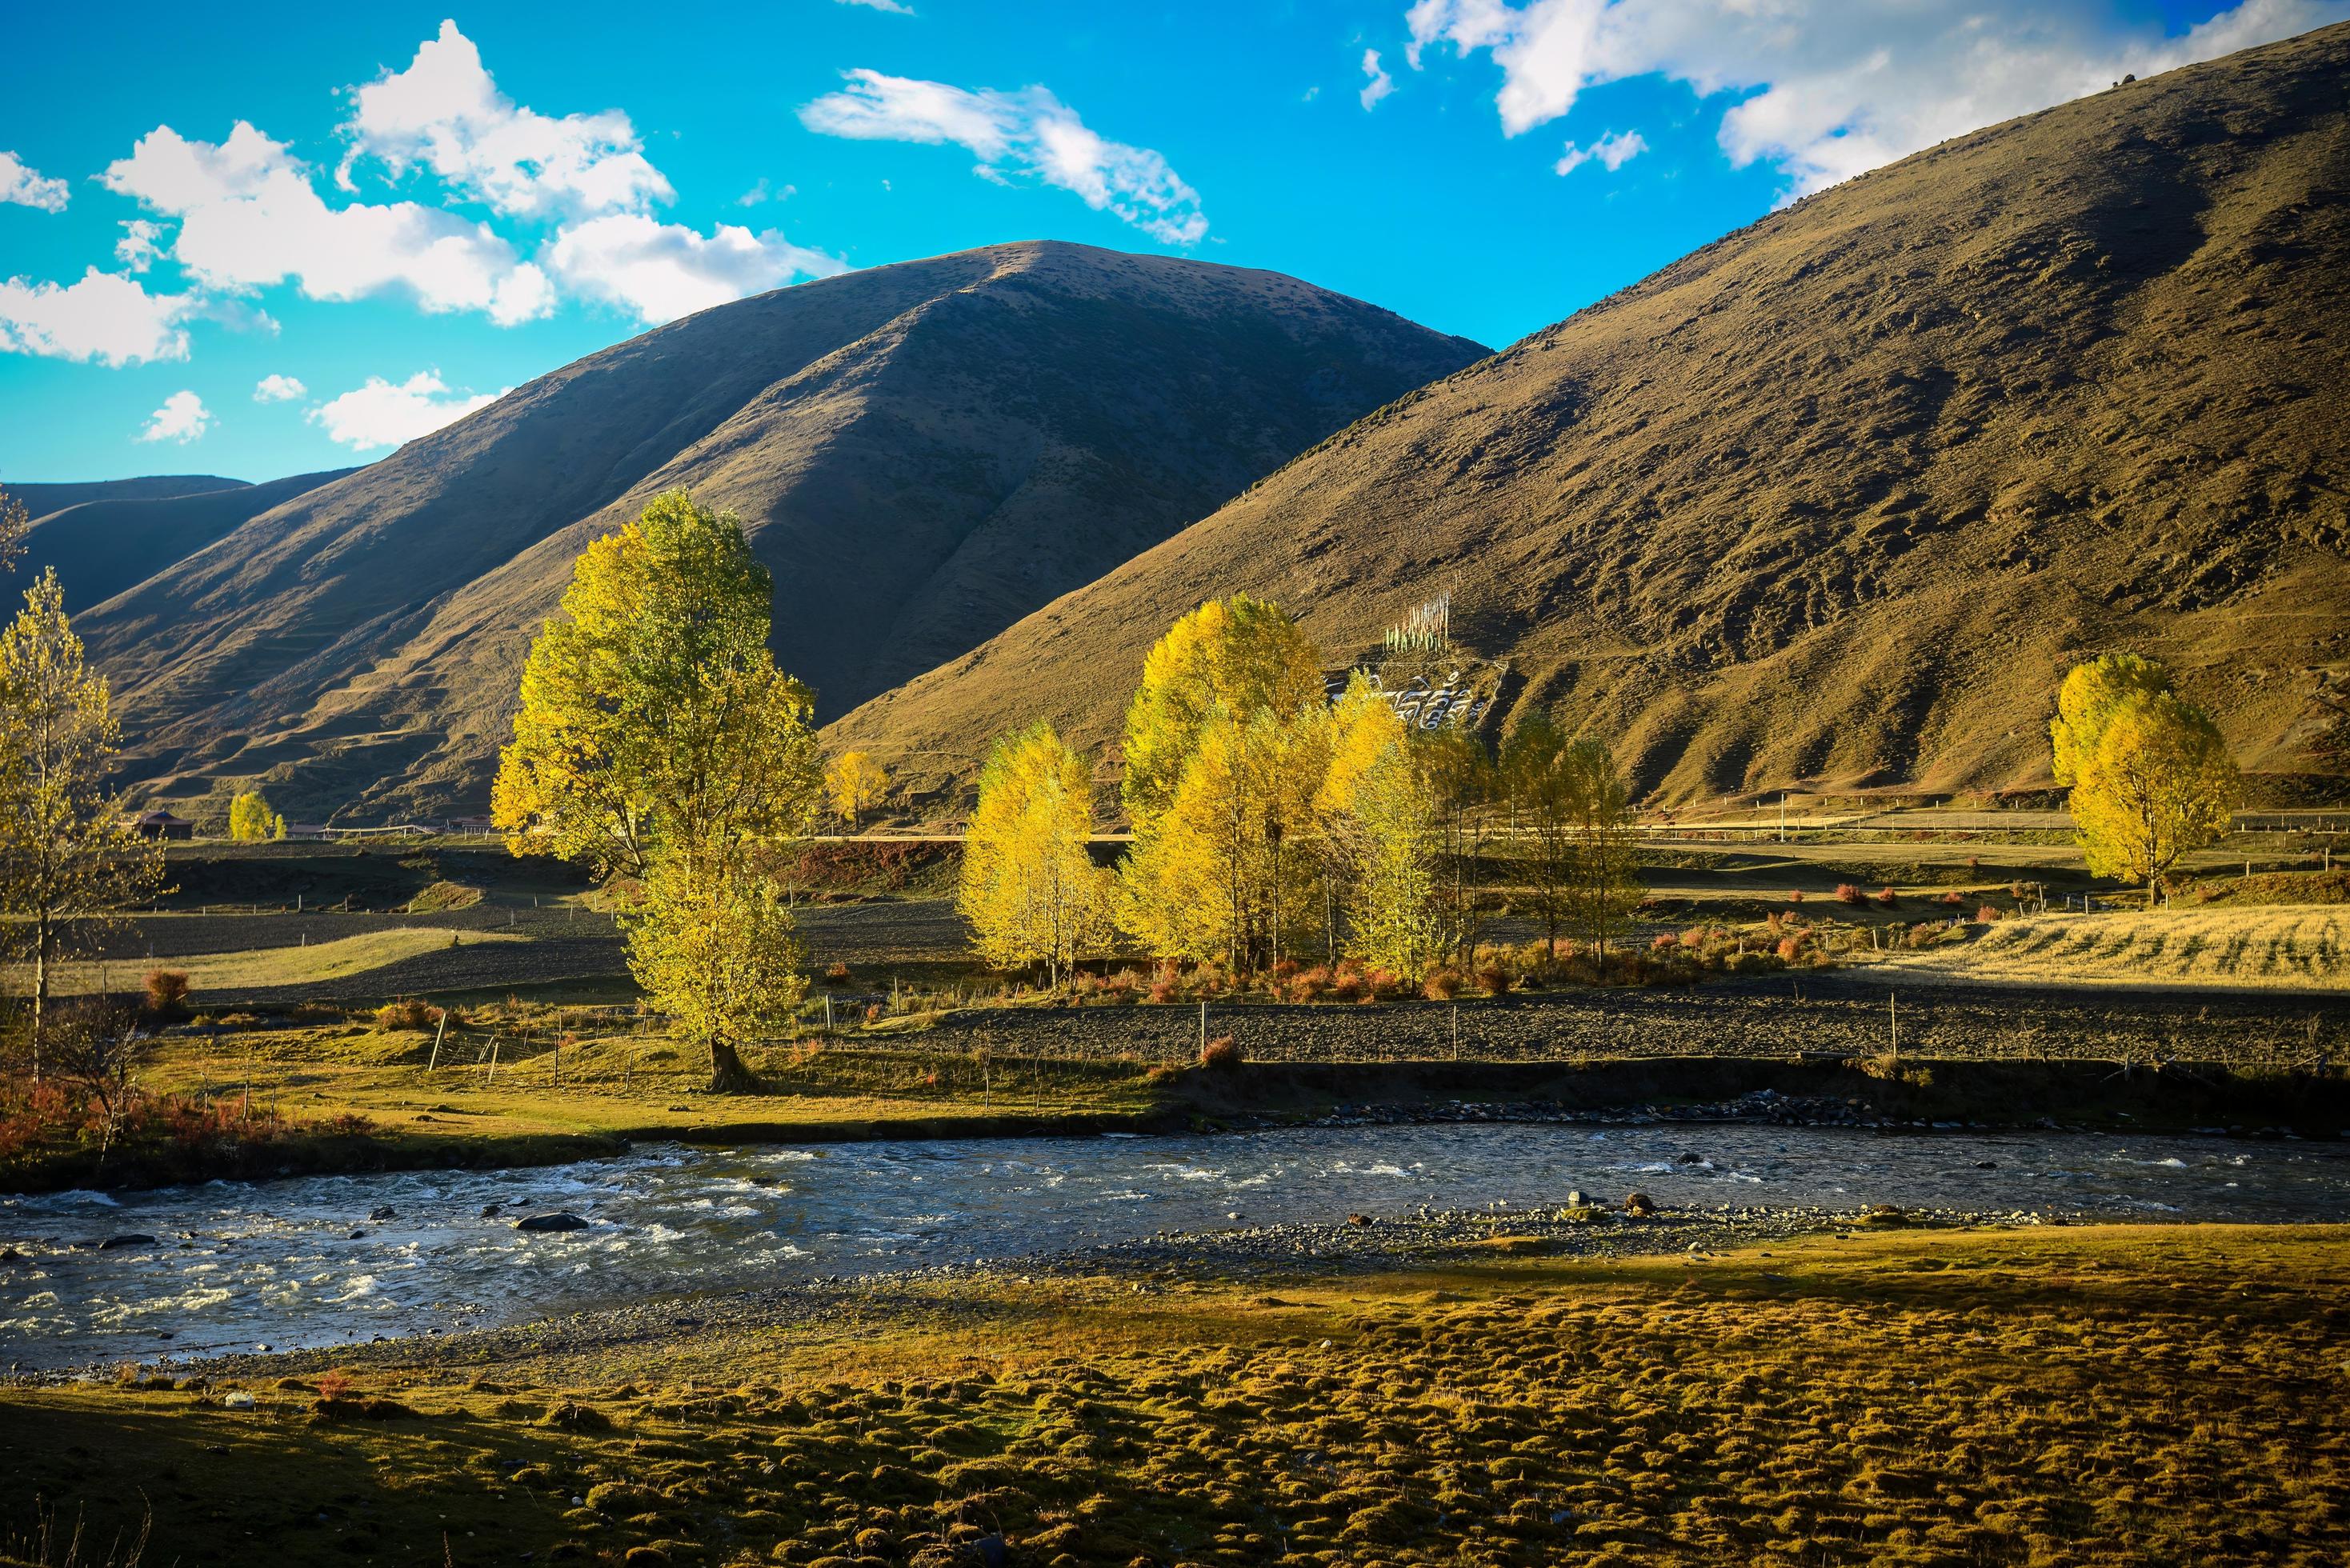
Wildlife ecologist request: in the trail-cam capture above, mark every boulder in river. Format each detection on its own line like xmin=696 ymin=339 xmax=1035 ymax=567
xmin=514 ymin=1213 xmax=590 ymax=1233
xmin=96 ymin=1234 xmax=158 ymax=1250
xmin=1623 ymin=1191 xmax=1656 ymax=1218
xmin=369 ymin=1206 xmax=398 ymax=1221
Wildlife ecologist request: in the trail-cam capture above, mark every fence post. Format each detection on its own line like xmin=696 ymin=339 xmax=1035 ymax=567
xmin=427 ymin=1008 xmax=446 ymax=1072
xmin=486 ymin=1036 xmax=500 ymax=1085
xmin=1199 ymin=999 xmax=1207 ymax=1058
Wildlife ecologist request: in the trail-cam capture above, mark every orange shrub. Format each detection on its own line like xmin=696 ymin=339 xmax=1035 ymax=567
xmin=143 ymin=969 xmax=192 ymax=1016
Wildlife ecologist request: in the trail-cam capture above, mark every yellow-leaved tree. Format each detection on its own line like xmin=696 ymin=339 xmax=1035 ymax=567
xmin=0 ymin=570 xmax=166 ymax=1075
xmin=493 ymin=491 xmax=823 ymax=1090
xmin=1552 ymin=737 xmax=1642 ymax=961
xmin=1119 ymin=705 xmax=1328 ymax=970
xmin=625 ymin=834 xmax=806 ymax=1085
xmin=827 ymin=750 xmax=891 ymax=828
xmin=1119 ymin=594 xmax=1324 ymax=831
xmin=2049 ymin=652 xmax=2172 ymax=788
xmin=1336 ymin=718 xmax=1447 ymax=979
xmin=228 ymin=790 xmax=282 ymax=842
xmin=1115 ymin=597 xmax=1329 ymax=970
xmin=959 ymin=723 xmax=1109 ymax=986
xmin=2066 ymin=683 xmax=2240 ymax=907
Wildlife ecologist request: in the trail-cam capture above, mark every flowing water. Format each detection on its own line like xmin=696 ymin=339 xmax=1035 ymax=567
xmin=5 ymin=1122 xmax=2346 ymax=1366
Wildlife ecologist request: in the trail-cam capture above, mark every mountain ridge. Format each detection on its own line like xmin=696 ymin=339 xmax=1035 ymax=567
xmin=830 ymin=23 xmax=2350 ymax=814
xmin=64 ymin=241 xmax=1486 ymax=822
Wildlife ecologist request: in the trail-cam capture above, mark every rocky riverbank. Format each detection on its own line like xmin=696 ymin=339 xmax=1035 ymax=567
xmin=63 ymin=1198 xmax=2050 ymax=1385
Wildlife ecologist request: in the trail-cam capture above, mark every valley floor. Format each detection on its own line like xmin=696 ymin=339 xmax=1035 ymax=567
xmin=2 ymin=1222 xmax=2343 ymax=1567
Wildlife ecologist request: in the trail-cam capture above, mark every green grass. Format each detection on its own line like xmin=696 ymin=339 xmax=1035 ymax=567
xmin=4 ymin=1225 xmax=2342 ymax=1566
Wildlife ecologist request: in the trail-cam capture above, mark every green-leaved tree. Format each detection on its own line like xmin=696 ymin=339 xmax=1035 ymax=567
xmin=493 ymin=492 xmax=823 ymax=1089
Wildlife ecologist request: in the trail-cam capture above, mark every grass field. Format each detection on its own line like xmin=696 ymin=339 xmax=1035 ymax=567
xmin=33 ymin=927 xmax=532 ymax=997
xmin=3 ymin=1224 xmax=2342 ymax=1566
xmin=1863 ymin=906 xmax=2349 ymax=992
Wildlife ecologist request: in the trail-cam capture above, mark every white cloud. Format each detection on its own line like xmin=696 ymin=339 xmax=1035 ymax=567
xmin=0 ymin=150 xmax=69 ymax=212
xmin=1361 ymin=50 xmax=1398 ymax=110
xmin=102 ymin=122 xmax=554 ymax=325
xmin=308 ymin=370 xmax=504 ymax=450
xmin=838 ymin=0 xmax=915 ymax=11
xmin=1404 ymin=0 xmax=2350 ymax=194
xmin=0 ymin=268 xmax=194 ymax=366
xmin=545 ymin=213 xmax=847 ymax=326
xmin=138 ymin=390 xmax=212 ymax=444
xmin=253 ymin=373 xmax=306 ymax=402
xmin=801 ymin=70 xmax=1209 ymax=245
xmin=1555 ymin=126 xmax=1646 ymax=174
xmin=114 ymin=218 xmax=167 ymax=271
xmin=340 ymin=19 xmax=672 ymax=220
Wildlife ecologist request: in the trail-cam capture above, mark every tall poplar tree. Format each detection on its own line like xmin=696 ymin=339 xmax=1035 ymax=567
xmin=0 ymin=571 xmax=165 ymax=1076
xmin=959 ymin=723 xmax=1109 ymax=985
xmin=494 ymin=492 xmax=823 ymax=1090
xmin=2068 ymin=688 xmax=2240 ymax=907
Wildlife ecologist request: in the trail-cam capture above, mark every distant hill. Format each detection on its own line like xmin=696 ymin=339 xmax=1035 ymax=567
xmin=75 ymin=242 xmax=1486 ymax=822
xmin=4 ymin=475 xmax=249 ymax=521
xmin=7 ymin=470 xmax=358 ymax=613
xmin=832 ymin=23 xmax=2350 ymax=814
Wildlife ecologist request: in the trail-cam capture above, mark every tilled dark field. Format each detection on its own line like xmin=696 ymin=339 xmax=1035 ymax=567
xmin=916 ymin=979 xmax=2350 ymax=1070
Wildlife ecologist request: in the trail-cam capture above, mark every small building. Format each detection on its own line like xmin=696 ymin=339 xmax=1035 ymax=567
xmin=122 ymin=809 xmax=194 ymax=841
xmin=446 ymin=814 xmax=495 ymax=835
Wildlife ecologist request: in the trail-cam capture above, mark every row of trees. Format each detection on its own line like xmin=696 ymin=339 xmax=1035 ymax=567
xmin=959 ymin=594 xmax=1643 ymax=985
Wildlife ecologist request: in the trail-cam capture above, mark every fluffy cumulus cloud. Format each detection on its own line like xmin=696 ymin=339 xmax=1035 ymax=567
xmin=0 ymin=268 xmax=194 ymax=366
xmin=0 ymin=150 xmax=70 ymax=212
xmin=114 ymin=218 xmax=167 ymax=271
xmin=253 ymin=373 xmax=306 ymax=402
xmin=138 ymin=390 xmax=212 ymax=443
xmin=1361 ymin=50 xmax=1399 ymax=110
xmin=801 ymin=70 xmax=1209 ymax=244
xmin=102 ymin=122 xmax=555 ymax=324
xmin=546 ymin=213 xmax=846 ymax=325
xmin=1404 ymin=0 xmax=2350 ymax=193
xmin=1555 ymin=127 xmax=1646 ymax=174
xmin=308 ymin=370 xmax=504 ymax=450
xmin=338 ymin=19 xmax=672 ymax=219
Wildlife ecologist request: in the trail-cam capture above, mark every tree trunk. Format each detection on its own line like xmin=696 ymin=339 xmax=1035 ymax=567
xmin=707 ymin=1038 xmax=764 ymax=1094
xmin=30 ymin=909 xmax=50 ymax=1081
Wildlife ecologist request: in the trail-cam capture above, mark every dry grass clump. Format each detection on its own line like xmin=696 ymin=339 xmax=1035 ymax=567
xmin=9 ymin=1227 xmax=2343 ymax=1566
xmin=1876 ymin=906 xmax=2350 ymax=990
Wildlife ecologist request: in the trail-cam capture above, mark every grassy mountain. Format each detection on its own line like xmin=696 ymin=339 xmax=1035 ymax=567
xmin=8 ymin=469 xmax=358 ymax=613
xmin=76 ymin=242 xmax=1484 ymax=822
xmin=4 ymin=474 xmax=250 ymax=521
xmin=832 ymin=24 xmax=2350 ymax=814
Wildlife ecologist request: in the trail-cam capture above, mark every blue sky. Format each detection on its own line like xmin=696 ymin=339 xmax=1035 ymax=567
xmin=2 ymin=0 xmax=2339 ymax=482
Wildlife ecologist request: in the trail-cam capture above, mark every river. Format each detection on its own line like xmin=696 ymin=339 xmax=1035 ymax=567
xmin=5 ymin=1122 xmax=2346 ymax=1366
